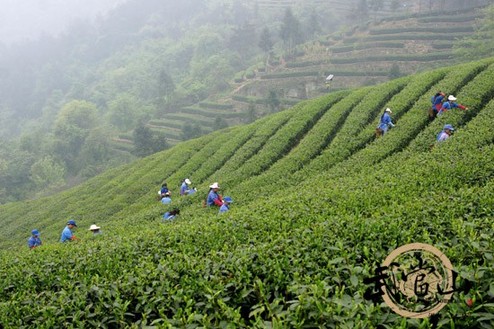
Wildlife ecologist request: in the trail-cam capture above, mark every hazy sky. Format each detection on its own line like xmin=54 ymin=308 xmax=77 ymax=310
xmin=0 ymin=0 xmax=125 ymax=45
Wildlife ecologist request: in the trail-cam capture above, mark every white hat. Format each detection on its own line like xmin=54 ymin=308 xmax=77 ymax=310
xmin=209 ymin=182 xmax=220 ymax=189
xmin=89 ymin=224 xmax=101 ymax=231
xmin=385 ymin=108 xmax=392 ymax=113
xmin=185 ymin=178 xmax=191 ymax=185
xmin=448 ymin=95 xmax=457 ymax=101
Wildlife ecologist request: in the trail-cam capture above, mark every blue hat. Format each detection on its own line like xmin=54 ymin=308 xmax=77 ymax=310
xmin=223 ymin=196 xmax=233 ymax=203
xmin=444 ymin=124 xmax=454 ymax=131
xmin=31 ymin=229 xmax=39 ymax=236
xmin=67 ymin=219 xmax=77 ymax=227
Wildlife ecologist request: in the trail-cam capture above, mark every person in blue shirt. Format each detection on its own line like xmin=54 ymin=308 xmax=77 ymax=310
xmin=159 ymin=183 xmax=170 ymax=197
xmin=429 ymin=91 xmax=445 ymax=120
xmin=180 ymin=178 xmax=193 ymax=196
xmin=377 ymin=108 xmax=395 ymax=136
xmin=60 ymin=219 xmax=78 ymax=242
xmin=438 ymin=95 xmax=468 ymax=115
xmin=436 ymin=124 xmax=454 ymax=142
xmin=206 ymin=182 xmax=223 ymax=207
xmin=28 ymin=229 xmax=42 ymax=249
xmin=88 ymin=224 xmax=102 ymax=236
xmin=162 ymin=208 xmax=180 ymax=221
xmin=160 ymin=192 xmax=172 ymax=204
xmin=219 ymin=196 xmax=233 ymax=213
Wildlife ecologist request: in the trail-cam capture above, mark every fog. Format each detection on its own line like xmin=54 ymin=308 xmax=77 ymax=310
xmin=0 ymin=0 xmax=125 ymax=45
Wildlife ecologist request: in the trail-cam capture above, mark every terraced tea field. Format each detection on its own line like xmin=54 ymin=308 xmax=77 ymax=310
xmin=1 ymin=58 xmax=494 ymax=328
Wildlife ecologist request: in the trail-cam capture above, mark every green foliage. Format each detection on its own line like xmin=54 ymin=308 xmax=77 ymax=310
xmin=258 ymin=27 xmax=274 ymax=53
xmin=107 ymin=93 xmax=144 ymax=131
xmin=369 ymin=26 xmax=475 ymax=35
xmin=181 ymin=122 xmax=203 ymax=141
xmin=29 ymin=156 xmax=65 ymax=190
xmin=245 ymin=69 xmax=256 ymax=79
xmin=418 ymin=14 xmax=479 ymax=23
xmin=132 ymin=123 xmax=169 ymax=157
xmin=229 ymin=22 xmax=258 ymax=60
xmin=280 ymin=8 xmax=303 ymax=55
xmin=330 ymin=42 xmax=405 ymax=53
xmin=199 ymin=102 xmax=234 ymax=110
xmin=261 ymin=70 xmax=318 ymax=79
xmin=331 ymin=52 xmax=454 ymax=64
xmin=266 ymin=90 xmax=281 ymax=113
xmin=261 ymin=70 xmax=389 ymax=79
xmin=245 ymin=102 xmax=257 ymax=124
xmin=388 ymin=63 xmax=402 ymax=79
xmin=454 ymin=5 xmax=494 ymax=61
xmin=214 ymin=116 xmax=228 ymax=130
xmin=52 ymin=100 xmax=99 ymax=172
xmin=343 ymin=33 xmax=468 ymax=44
xmin=1 ymin=59 xmax=494 ymax=327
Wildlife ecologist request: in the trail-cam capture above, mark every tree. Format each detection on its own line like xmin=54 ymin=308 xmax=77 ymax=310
xmin=229 ymin=22 xmax=257 ymax=60
xmin=245 ymin=102 xmax=257 ymax=123
xmin=78 ymin=127 xmax=113 ymax=167
xmin=214 ymin=116 xmax=228 ymax=130
xmin=132 ymin=123 xmax=168 ymax=157
xmin=303 ymin=10 xmax=322 ymax=39
xmin=267 ymin=90 xmax=281 ymax=113
xmin=108 ymin=93 xmax=141 ymax=130
xmin=0 ymin=148 xmax=36 ymax=202
xmin=52 ymin=100 xmax=99 ymax=172
xmin=30 ymin=156 xmax=65 ymax=190
xmin=190 ymin=55 xmax=234 ymax=94
xmin=388 ymin=63 xmax=402 ymax=79
xmin=280 ymin=8 xmax=303 ymax=56
xmin=181 ymin=122 xmax=203 ymax=140
xmin=258 ymin=27 xmax=274 ymax=53
xmin=157 ymin=70 xmax=176 ymax=106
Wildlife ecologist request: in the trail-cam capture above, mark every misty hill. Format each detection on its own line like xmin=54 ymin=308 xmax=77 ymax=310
xmin=147 ymin=3 xmax=491 ymax=156
xmin=0 ymin=0 xmax=352 ymax=204
xmin=0 ymin=57 xmax=493 ymax=327
xmin=0 ymin=0 xmax=492 ymax=205
xmin=231 ymin=6 xmax=479 ymax=99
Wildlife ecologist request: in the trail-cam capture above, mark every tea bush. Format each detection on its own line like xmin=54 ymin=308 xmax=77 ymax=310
xmin=1 ymin=58 xmax=494 ymax=328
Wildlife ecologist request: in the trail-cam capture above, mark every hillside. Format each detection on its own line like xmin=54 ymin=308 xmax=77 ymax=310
xmin=1 ymin=58 xmax=494 ymax=327
xmin=150 ymin=4 xmax=489 ymax=147
xmin=2 ymin=0 xmax=493 ymax=205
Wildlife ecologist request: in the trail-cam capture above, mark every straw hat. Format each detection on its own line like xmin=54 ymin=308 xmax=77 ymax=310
xmin=88 ymin=224 xmax=101 ymax=231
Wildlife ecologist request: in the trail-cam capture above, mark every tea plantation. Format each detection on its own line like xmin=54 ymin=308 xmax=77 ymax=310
xmin=1 ymin=58 xmax=494 ymax=328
